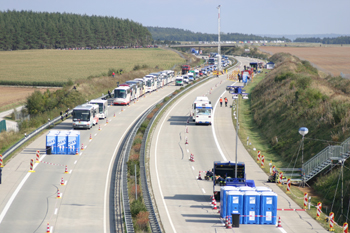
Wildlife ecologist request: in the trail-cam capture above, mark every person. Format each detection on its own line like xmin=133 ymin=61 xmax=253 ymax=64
xmin=224 ymin=97 xmax=228 ymax=107
xmin=205 ymin=170 xmax=213 ymax=180
xmin=219 ymin=97 xmax=223 ymax=107
xmin=112 ymin=72 xmax=115 ymax=78
xmin=215 ymin=175 xmax=225 ymax=184
xmin=60 ymin=111 xmax=63 ymax=121
xmin=238 ymin=73 xmax=241 ymax=82
xmin=65 ymin=108 xmax=69 ymax=118
xmin=108 ymin=90 xmax=112 ymax=98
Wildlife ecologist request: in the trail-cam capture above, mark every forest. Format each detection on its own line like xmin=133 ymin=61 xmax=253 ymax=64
xmin=147 ymin=26 xmax=291 ymax=42
xmin=294 ymin=36 xmax=350 ymax=44
xmin=0 ymin=10 xmax=153 ymax=50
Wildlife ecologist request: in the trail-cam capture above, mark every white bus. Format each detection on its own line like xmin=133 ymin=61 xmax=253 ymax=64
xmin=72 ymin=104 xmax=97 ymax=129
xmin=191 ymin=96 xmax=211 ymax=121
xmin=194 ymin=103 xmax=212 ymax=125
xmin=144 ymin=75 xmax=157 ymax=92
xmin=89 ymin=99 xmax=108 ymax=119
xmin=113 ymin=86 xmax=131 ymax=105
xmin=175 ymin=76 xmax=184 ymax=86
xmin=133 ymin=79 xmax=145 ymax=96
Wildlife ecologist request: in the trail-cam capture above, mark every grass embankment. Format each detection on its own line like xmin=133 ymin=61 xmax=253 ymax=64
xmin=0 ymin=48 xmax=185 ymax=85
xmin=236 ymin=53 xmax=350 ymax=232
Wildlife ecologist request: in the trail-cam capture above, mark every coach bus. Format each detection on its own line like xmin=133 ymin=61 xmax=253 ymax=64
xmin=113 ymin=86 xmax=131 ymax=105
xmin=89 ymin=99 xmax=108 ymax=119
xmin=72 ymin=104 xmax=98 ymax=129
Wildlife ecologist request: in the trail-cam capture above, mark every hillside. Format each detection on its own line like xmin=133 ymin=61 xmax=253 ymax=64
xmin=147 ymin=26 xmax=291 ymax=42
xmin=0 ymin=10 xmax=152 ymax=50
xmin=250 ymin=53 xmax=350 ymax=219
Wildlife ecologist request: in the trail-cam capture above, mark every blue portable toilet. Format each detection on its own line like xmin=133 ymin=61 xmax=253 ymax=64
xmin=67 ymin=131 xmax=80 ymax=155
xmin=46 ymin=130 xmax=59 ymax=154
xmin=57 ymin=131 xmax=68 ymax=154
xmin=239 ymin=186 xmax=255 ymax=192
xmin=226 ymin=191 xmax=244 ymax=224
xmin=243 ymin=191 xmax=261 ymax=224
xmin=260 ymin=192 xmax=278 ymax=225
xmin=220 ymin=186 xmax=238 ymax=218
xmin=255 ymin=186 xmax=272 ymax=193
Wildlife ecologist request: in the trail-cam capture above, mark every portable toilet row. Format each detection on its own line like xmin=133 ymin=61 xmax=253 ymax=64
xmin=220 ymin=186 xmax=277 ymax=225
xmin=46 ymin=130 xmax=80 ymax=155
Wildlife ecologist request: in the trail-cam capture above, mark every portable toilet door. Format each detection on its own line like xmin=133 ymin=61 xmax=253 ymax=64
xmin=220 ymin=186 xmax=238 ymax=219
xmin=57 ymin=131 xmax=68 ymax=154
xmin=226 ymin=191 xmax=244 ymax=224
xmin=255 ymin=186 xmax=272 ymax=193
xmin=260 ymin=192 xmax=278 ymax=225
xmin=46 ymin=130 xmax=59 ymax=154
xmin=243 ymin=191 xmax=261 ymax=224
xmin=67 ymin=131 xmax=79 ymax=155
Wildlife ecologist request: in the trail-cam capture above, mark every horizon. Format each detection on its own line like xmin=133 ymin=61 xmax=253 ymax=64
xmin=1 ymin=0 xmax=349 ymax=35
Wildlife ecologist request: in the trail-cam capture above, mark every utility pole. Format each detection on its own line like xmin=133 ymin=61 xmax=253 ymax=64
xmin=217 ymin=5 xmax=221 ymax=74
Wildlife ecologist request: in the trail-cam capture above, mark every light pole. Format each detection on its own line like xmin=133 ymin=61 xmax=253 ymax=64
xmin=299 ymin=127 xmax=308 ymax=187
xmin=217 ymin=5 xmax=221 ymax=75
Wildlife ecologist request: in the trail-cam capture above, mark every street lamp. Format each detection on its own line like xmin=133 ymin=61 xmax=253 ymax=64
xmin=299 ymin=127 xmax=308 ymax=187
xmin=217 ymin=5 xmax=221 ymax=75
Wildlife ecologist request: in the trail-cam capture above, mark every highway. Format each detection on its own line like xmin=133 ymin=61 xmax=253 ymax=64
xmin=0 ymin=84 xmax=178 ymax=232
xmin=149 ymin=56 xmax=328 ymax=233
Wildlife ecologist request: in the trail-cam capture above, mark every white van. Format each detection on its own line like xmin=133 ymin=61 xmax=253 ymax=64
xmin=175 ymin=76 xmax=184 ymax=86
xmin=89 ymin=99 xmax=108 ymax=119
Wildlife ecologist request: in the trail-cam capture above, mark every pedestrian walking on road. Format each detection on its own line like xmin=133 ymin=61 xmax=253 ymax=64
xmin=220 ymin=97 xmax=223 ymax=107
xmin=224 ymin=97 xmax=228 ymax=107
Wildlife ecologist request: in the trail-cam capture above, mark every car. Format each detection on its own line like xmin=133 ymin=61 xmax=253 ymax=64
xmin=183 ymin=75 xmax=189 ymax=84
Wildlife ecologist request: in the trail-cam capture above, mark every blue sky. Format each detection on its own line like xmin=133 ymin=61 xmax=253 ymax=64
xmin=1 ymin=0 xmax=349 ymax=36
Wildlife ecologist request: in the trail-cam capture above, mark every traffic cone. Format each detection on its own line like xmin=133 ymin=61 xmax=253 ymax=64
xmin=185 ymin=137 xmax=188 ymax=145
xmin=226 ymin=216 xmax=232 ymax=229
xmin=212 ymin=199 xmax=217 ymax=210
xmin=65 ymin=165 xmax=69 ymax=174
xmin=75 ymin=149 xmax=79 ymax=155
xmin=211 ymin=196 xmax=215 ymax=206
xmin=121 ymin=107 xmax=123 ymax=112
xmin=277 ymin=216 xmax=282 ymax=228
xmin=57 ymin=189 xmax=61 ymax=199
xmin=81 ymin=143 xmax=84 ymax=150
xmin=46 ymin=222 xmax=50 ymax=233
xmin=99 ymin=125 xmax=101 ymax=130
xmin=197 ymin=171 xmax=202 ymax=180
xmin=114 ymin=112 xmax=116 ymax=117
xmin=187 ymin=118 xmax=189 ymax=124
xmin=106 ymin=118 xmax=109 ymax=124
xmin=189 ymin=154 xmax=195 ymax=162
xmin=60 ymin=177 xmax=65 ymax=185
xmin=90 ymin=134 xmax=92 ymax=140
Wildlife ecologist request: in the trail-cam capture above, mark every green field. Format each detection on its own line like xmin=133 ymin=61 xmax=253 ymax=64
xmin=0 ymin=48 xmax=185 ymax=83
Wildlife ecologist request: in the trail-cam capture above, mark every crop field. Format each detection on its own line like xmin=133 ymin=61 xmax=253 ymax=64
xmin=259 ymin=46 xmax=350 ymax=77
xmin=0 ymin=48 xmax=185 ymax=83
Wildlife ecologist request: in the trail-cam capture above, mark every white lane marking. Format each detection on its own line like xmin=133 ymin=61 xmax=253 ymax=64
xmin=51 ymin=226 xmax=53 ymax=232
xmin=103 ymin=91 xmax=175 ymax=233
xmin=94 ymin=133 xmax=97 ymax=136
xmin=202 ymin=188 xmax=206 ymax=194
xmin=0 ymin=154 xmax=47 ymax=224
xmin=80 ymin=152 xmax=82 ymax=156
xmin=186 ymin=149 xmax=189 ymax=153
xmin=54 ymin=208 xmax=58 ymax=215
xmin=191 ymin=166 xmax=194 ymax=170
xmin=69 ymin=170 xmax=72 ymax=174
xmin=74 ymin=160 xmax=77 ymax=164
xmin=64 ymin=180 xmax=68 ymax=185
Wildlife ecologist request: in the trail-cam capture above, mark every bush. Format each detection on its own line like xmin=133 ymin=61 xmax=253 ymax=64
xmin=130 ymin=184 xmax=142 ymax=197
xmin=274 ymin=71 xmax=295 ymax=82
xmin=133 ymin=138 xmax=142 ymax=146
xmin=133 ymin=64 xmax=141 ymax=71
xmin=130 ymin=199 xmax=147 ymax=217
xmin=136 ymin=211 xmax=149 ymax=231
xmin=296 ymin=75 xmax=312 ymax=89
xmin=132 ymin=143 xmax=141 ymax=153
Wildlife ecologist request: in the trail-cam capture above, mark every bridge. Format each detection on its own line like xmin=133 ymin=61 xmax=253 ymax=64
xmin=170 ymin=43 xmax=236 ymax=49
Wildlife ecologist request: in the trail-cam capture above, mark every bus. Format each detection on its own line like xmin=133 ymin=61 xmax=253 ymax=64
xmin=194 ymin=103 xmax=212 ymax=125
xmin=72 ymin=104 xmax=98 ymax=129
xmin=175 ymin=76 xmax=184 ymax=86
xmin=125 ymin=81 xmax=141 ymax=99
xmin=113 ymin=86 xmax=131 ymax=105
xmin=191 ymin=96 xmax=211 ymax=121
xmin=133 ymin=79 xmax=145 ymax=96
xmin=89 ymin=99 xmax=108 ymax=119
xmin=144 ymin=75 xmax=157 ymax=92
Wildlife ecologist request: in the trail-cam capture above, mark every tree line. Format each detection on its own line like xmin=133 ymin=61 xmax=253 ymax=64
xmin=0 ymin=10 xmax=153 ymax=51
xmin=147 ymin=26 xmax=291 ymax=42
xmin=294 ymin=36 xmax=350 ymax=44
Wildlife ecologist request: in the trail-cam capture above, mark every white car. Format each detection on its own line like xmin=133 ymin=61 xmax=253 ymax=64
xmin=183 ymin=75 xmax=189 ymax=84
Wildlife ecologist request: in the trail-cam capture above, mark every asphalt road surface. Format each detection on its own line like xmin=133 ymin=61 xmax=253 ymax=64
xmin=149 ymin=57 xmax=327 ymax=233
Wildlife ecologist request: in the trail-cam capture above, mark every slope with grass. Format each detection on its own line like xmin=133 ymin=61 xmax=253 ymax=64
xmin=245 ymin=52 xmax=350 ymax=221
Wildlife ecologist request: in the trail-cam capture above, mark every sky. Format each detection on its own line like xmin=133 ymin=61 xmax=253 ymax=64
xmin=1 ymin=0 xmax=350 ymax=36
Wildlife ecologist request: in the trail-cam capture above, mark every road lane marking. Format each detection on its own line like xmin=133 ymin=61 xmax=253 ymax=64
xmin=54 ymin=208 xmax=58 ymax=215
xmin=186 ymin=149 xmax=189 ymax=153
xmin=0 ymin=154 xmax=47 ymax=224
xmin=74 ymin=160 xmax=77 ymax=164
xmin=69 ymin=170 xmax=72 ymax=174
xmin=64 ymin=180 xmax=68 ymax=185
xmin=94 ymin=133 xmax=97 ymax=136
xmin=202 ymin=188 xmax=206 ymax=194
xmin=191 ymin=166 xmax=194 ymax=170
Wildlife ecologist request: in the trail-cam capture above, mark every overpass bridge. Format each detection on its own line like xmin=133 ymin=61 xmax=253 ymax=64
xmin=170 ymin=43 xmax=236 ymax=49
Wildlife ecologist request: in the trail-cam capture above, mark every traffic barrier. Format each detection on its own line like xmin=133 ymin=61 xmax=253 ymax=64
xmin=29 ymin=159 xmax=35 ymax=172
xmin=46 ymin=222 xmax=50 ymax=233
xmin=226 ymin=216 xmax=232 ymax=229
xmin=277 ymin=216 xmax=282 ymax=228
xmin=344 ymin=222 xmax=348 ymax=233
xmin=189 ymin=153 xmax=194 ymax=162
xmin=257 ymin=150 xmax=260 ymax=163
xmin=278 ymin=172 xmax=283 ymax=186
xmin=197 ymin=171 xmax=202 ymax=180
xmin=57 ymin=189 xmax=61 ymax=199
xmin=61 ymin=177 xmax=65 ymax=185
xmin=329 ymin=212 xmax=335 ymax=231
xmin=260 ymin=155 xmax=265 ymax=168
xmin=0 ymin=154 xmax=3 ymax=167
xmin=65 ymin=165 xmax=69 ymax=174
xmin=81 ymin=144 xmax=84 ymax=150
xmin=286 ymin=178 xmax=291 ymax=193
xmin=304 ymin=192 xmax=308 ymax=209
xmin=36 ymin=150 xmax=40 ymax=163
xmin=277 ymin=208 xmax=306 ymax=211
xmin=90 ymin=134 xmax=92 ymax=140
xmin=316 ymin=202 xmax=322 ymax=219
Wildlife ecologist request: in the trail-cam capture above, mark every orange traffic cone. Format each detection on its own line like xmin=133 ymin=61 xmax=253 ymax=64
xmin=277 ymin=216 xmax=282 ymax=228
xmin=98 ymin=125 xmax=101 ymax=131
xmin=57 ymin=189 xmax=61 ymax=199
xmin=197 ymin=171 xmax=202 ymax=180
xmin=65 ymin=165 xmax=69 ymax=174
xmin=106 ymin=118 xmax=109 ymax=124
xmin=90 ymin=134 xmax=92 ymax=140
xmin=211 ymin=196 xmax=215 ymax=206
xmin=75 ymin=149 xmax=79 ymax=155
xmin=121 ymin=107 xmax=123 ymax=112
xmin=46 ymin=222 xmax=50 ymax=233
xmin=189 ymin=154 xmax=195 ymax=162
xmin=81 ymin=143 xmax=84 ymax=150
xmin=114 ymin=112 xmax=116 ymax=117
xmin=213 ymin=199 xmax=217 ymax=210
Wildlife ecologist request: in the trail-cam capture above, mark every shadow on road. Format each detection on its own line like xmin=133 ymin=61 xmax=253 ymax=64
xmin=164 ymin=194 xmax=209 ymax=202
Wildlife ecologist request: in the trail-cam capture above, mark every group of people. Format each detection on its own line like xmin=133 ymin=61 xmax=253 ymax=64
xmin=219 ymin=97 xmax=228 ymax=107
xmin=205 ymin=170 xmax=231 ymax=185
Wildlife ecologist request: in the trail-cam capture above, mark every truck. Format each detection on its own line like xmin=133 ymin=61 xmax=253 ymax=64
xmin=212 ymin=161 xmax=254 ymax=200
xmin=182 ymin=65 xmax=190 ymax=75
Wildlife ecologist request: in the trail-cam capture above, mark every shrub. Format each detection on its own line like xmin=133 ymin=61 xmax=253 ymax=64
xmin=132 ymin=143 xmax=141 ymax=153
xmin=130 ymin=199 xmax=147 ymax=217
xmin=133 ymin=64 xmax=141 ymax=71
xmin=296 ymin=75 xmax=312 ymax=89
xmin=129 ymin=153 xmax=139 ymax=161
xmin=108 ymin=68 xmax=119 ymax=76
xmin=274 ymin=71 xmax=295 ymax=82
xmin=136 ymin=211 xmax=149 ymax=230
xmin=130 ymin=184 xmax=142 ymax=197
xmin=133 ymin=138 xmax=142 ymax=146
